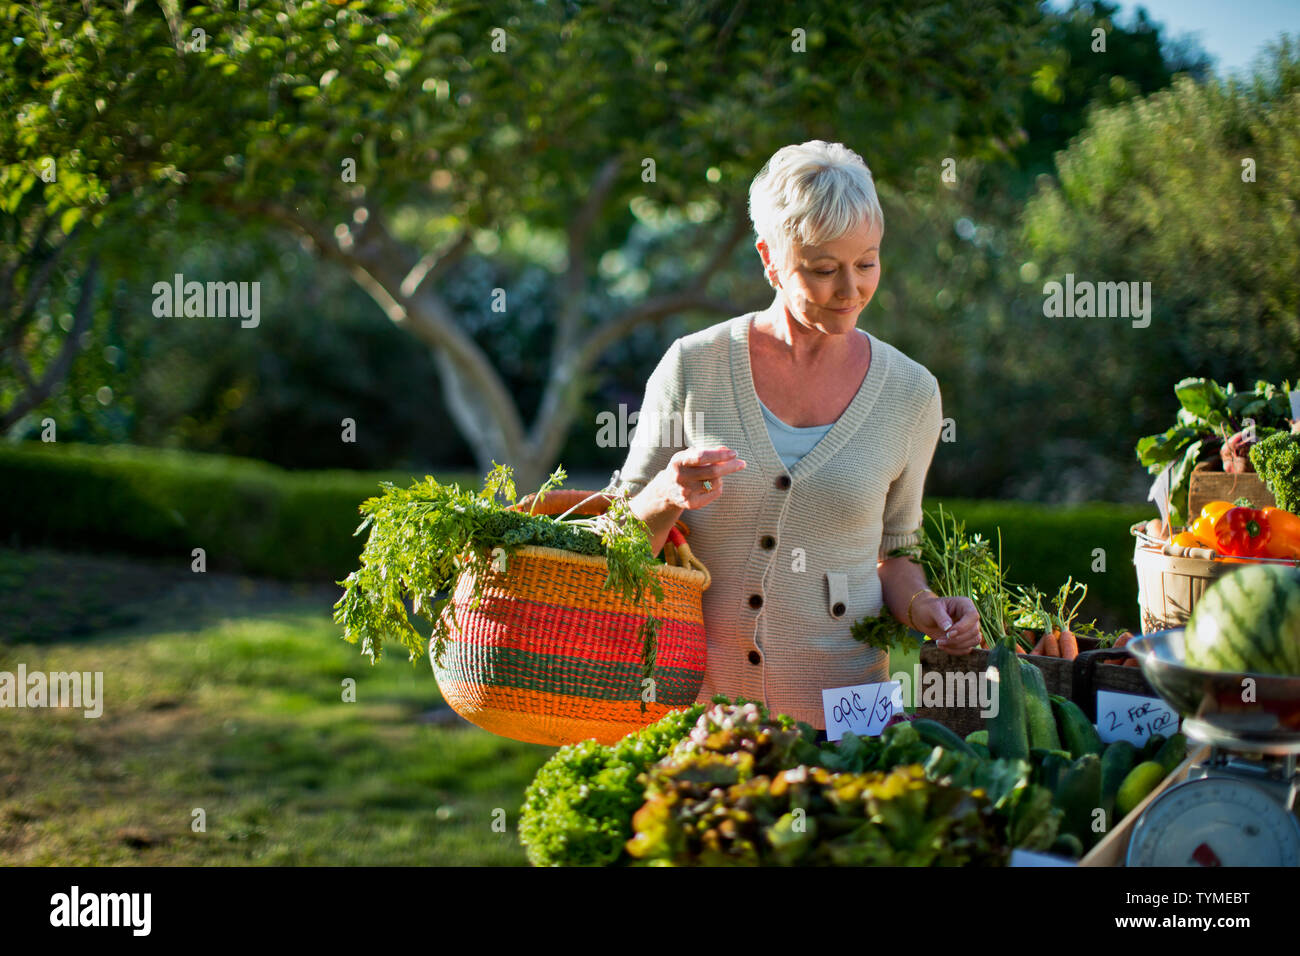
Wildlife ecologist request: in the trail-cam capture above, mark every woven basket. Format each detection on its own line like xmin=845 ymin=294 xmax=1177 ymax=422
xmin=1128 ymin=521 xmax=1300 ymax=633
xmin=430 ymin=491 xmax=709 ymax=746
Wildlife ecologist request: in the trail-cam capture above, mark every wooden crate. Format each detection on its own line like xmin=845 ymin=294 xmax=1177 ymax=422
xmin=1081 ymin=744 xmax=1210 ymax=866
xmin=1188 ymin=460 xmax=1274 ymax=518
xmin=915 ymin=639 xmax=1154 ymax=737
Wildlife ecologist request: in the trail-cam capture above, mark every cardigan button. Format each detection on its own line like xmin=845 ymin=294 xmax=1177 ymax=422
xmin=832 ymin=601 xmax=846 ymax=617
xmin=748 ymin=594 xmax=763 ymax=609
xmin=747 ymin=650 xmax=762 ymax=665
xmin=775 ymin=474 xmax=791 ymax=489
xmin=760 ymin=534 xmax=775 ymax=550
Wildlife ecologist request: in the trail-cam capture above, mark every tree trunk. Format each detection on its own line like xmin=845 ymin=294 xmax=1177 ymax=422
xmin=231 ymin=196 xmax=755 ymax=494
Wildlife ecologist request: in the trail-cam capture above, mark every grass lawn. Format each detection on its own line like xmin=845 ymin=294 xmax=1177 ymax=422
xmin=0 ymin=545 xmax=936 ymax=865
xmin=0 ymin=548 xmax=554 ymax=865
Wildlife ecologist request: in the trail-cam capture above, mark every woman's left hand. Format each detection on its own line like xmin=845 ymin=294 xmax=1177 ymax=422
xmin=912 ymin=595 xmax=982 ymax=654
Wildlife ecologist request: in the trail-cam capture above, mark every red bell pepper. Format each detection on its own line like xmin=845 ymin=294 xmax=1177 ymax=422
xmin=1213 ymin=506 xmax=1272 ymax=557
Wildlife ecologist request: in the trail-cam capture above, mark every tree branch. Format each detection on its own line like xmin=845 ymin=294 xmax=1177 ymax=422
xmin=212 ymin=195 xmax=530 ymax=457
xmin=527 ymin=194 xmax=757 ymax=462
xmin=400 ymin=229 xmax=472 ymax=298
xmin=557 ymin=154 xmax=624 ymax=351
xmin=1 ymin=254 xmax=98 ymax=432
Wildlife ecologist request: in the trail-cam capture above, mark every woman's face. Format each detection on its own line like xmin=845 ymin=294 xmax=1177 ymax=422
xmin=760 ymin=220 xmax=883 ymax=334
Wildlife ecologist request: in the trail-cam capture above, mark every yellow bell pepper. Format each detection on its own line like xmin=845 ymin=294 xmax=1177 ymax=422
xmin=1188 ymin=500 xmax=1233 ymax=549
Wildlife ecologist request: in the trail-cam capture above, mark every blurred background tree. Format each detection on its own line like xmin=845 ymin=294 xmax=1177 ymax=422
xmin=3 ymin=0 xmax=1049 ymax=490
xmin=5 ymin=1 xmax=1292 ymax=506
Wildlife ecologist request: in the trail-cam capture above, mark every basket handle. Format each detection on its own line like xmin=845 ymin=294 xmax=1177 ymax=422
xmin=664 ymin=530 xmax=712 ymax=590
xmin=511 ymin=488 xmax=691 ymax=539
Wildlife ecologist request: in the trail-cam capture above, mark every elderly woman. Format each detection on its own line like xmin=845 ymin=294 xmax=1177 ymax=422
xmin=614 ymin=140 xmax=980 ymax=735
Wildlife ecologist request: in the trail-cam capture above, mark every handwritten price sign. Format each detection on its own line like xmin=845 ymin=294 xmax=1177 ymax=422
xmin=1095 ymin=689 xmax=1180 ymax=745
xmin=821 ymin=680 xmax=904 ymax=742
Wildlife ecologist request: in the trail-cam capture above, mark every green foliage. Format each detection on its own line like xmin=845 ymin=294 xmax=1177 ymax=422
xmin=1023 ymin=38 xmax=1300 ymax=502
xmin=333 ymin=463 xmax=665 ymax=673
xmin=1011 ymin=1 xmax=1213 ymax=186
xmin=0 ymin=444 xmax=1154 ymax=626
xmin=0 ymin=440 xmax=466 ymax=580
xmin=1251 ymin=431 xmax=1300 ymax=513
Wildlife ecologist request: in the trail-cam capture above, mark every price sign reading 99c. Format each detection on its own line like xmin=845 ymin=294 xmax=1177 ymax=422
xmin=820 ymin=680 xmax=905 ymax=742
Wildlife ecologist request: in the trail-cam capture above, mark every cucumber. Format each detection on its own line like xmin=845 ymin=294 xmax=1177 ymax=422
xmin=1018 ymin=658 xmax=1062 ymax=751
xmin=1032 ymin=750 xmax=1073 ymax=793
xmin=1100 ymin=740 xmax=1138 ymax=829
xmin=1049 ymin=694 xmax=1103 ymax=759
xmin=911 ymin=718 xmax=976 ymax=756
xmin=988 ymin=639 xmax=1029 ymax=761
xmin=968 ymin=742 xmax=991 ymax=761
xmin=964 ymin=730 xmax=989 ymax=747
xmin=1140 ymin=733 xmax=1167 ymax=762
xmin=1154 ymin=733 xmax=1187 ymax=774
xmin=1116 ymin=761 xmax=1168 ymax=818
xmin=1055 ymin=753 xmax=1102 ymax=848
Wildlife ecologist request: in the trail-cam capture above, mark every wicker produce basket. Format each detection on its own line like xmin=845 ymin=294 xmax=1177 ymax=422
xmin=1131 ymin=523 xmax=1233 ymax=634
xmin=430 ymin=491 xmax=710 ymax=747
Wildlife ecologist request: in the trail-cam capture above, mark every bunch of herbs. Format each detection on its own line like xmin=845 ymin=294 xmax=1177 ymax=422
xmin=852 ymin=505 xmax=1014 ymax=652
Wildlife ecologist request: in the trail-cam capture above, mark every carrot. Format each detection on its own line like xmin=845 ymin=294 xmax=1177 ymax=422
xmin=513 ymin=489 xmax=610 ymax=517
xmin=1124 ymin=657 xmax=1141 ymax=667
xmin=1106 ymin=631 xmax=1132 ymax=665
xmin=1014 ymin=641 xmax=1026 ymax=654
xmin=1059 ymin=629 xmax=1079 ymax=661
xmin=1043 ymin=629 xmax=1061 ymax=658
xmin=1031 ymin=632 xmax=1047 ymax=655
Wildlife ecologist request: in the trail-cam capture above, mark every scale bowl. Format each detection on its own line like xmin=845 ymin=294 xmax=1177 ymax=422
xmin=1128 ymin=629 xmax=1300 ymax=755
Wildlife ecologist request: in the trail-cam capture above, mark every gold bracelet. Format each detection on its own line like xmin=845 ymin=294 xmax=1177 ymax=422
xmin=906 ymin=588 xmax=936 ymax=630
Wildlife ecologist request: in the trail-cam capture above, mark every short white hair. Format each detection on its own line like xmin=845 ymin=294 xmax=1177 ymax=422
xmin=747 ymin=140 xmax=884 ymax=275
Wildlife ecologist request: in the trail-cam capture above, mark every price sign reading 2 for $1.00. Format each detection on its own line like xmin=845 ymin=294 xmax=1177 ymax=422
xmin=820 ymin=681 xmax=905 ymax=742
xmin=1095 ymin=689 xmax=1180 ymax=746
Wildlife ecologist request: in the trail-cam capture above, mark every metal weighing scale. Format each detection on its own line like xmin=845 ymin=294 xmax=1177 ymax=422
xmin=1126 ymin=629 xmax=1300 ymax=867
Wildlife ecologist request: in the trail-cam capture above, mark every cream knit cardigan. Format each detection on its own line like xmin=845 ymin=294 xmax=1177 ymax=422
xmin=614 ymin=312 xmax=943 ymax=728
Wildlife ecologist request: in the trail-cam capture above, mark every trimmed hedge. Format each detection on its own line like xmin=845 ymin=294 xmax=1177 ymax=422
xmin=0 ymin=442 xmax=1152 ymax=624
xmin=0 ymin=441 xmax=475 ymax=582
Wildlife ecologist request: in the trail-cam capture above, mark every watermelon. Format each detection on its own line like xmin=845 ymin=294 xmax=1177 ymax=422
xmin=1184 ymin=564 xmax=1300 ymax=676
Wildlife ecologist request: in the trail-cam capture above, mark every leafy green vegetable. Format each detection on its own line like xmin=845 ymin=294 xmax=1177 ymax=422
xmin=1136 ymin=376 xmax=1295 ymax=526
xmin=520 ymin=699 xmax=1075 ymax=866
xmin=517 ymin=703 xmax=708 ymax=867
xmin=627 ymin=755 xmax=1010 ymax=867
xmin=333 ymin=463 xmax=666 ymax=697
xmin=1250 ymin=430 xmax=1300 ymax=513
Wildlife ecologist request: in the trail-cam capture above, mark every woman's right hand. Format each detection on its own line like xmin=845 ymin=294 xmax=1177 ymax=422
xmin=630 ymin=447 xmax=746 ymax=555
xmin=651 ymin=446 xmax=747 ymax=511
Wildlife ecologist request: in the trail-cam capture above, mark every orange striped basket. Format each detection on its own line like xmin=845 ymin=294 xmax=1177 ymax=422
xmin=430 ymin=491 xmax=710 ymax=746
